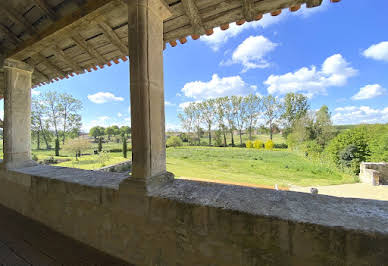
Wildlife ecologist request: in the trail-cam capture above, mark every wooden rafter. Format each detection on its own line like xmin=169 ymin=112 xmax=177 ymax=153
xmin=33 ymin=53 xmax=65 ymax=77
xmin=0 ymin=5 xmax=36 ymax=35
xmin=241 ymin=0 xmax=255 ymax=22
xmin=98 ymin=21 xmax=128 ymax=56
xmin=0 ymin=24 xmax=21 ymax=45
xmin=33 ymin=0 xmax=57 ymax=21
xmin=52 ymin=45 xmax=84 ymax=74
xmin=25 ymin=57 xmax=50 ymax=81
xmin=181 ymin=0 xmax=205 ymax=35
xmin=306 ymin=0 xmax=323 ymax=8
xmin=71 ymin=33 xmax=106 ymax=65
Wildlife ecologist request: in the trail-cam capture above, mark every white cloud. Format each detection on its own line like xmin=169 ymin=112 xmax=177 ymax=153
xmin=31 ymin=89 xmax=41 ymax=96
xmin=352 ymin=84 xmax=387 ymax=100
xmin=223 ymin=35 xmax=277 ymax=72
xmin=201 ymin=14 xmax=285 ymax=51
xmin=117 ymin=112 xmax=123 ymax=117
xmin=165 ymin=101 xmax=176 ymax=106
xmin=200 ymin=2 xmax=329 ymax=51
xmin=264 ymin=54 xmax=357 ymax=97
xmin=333 ymin=106 xmax=388 ymax=125
xmin=181 ymin=74 xmax=257 ymax=100
xmin=87 ymin=92 xmax=124 ymax=104
xmin=363 ymin=41 xmax=388 ymax=62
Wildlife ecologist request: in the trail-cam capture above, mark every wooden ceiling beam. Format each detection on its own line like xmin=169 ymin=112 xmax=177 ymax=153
xmin=52 ymin=45 xmax=84 ymax=74
xmin=0 ymin=24 xmax=21 ymax=45
xmin=32 ymin=0 xmax=57 ymax=21
xmin=0 ymin=5 xmax=36 ymax=35
xmin=25 ymin=57 xmax=51 ymax=82
xmin=241 ymin=0 xmax=255 ymax=22
xmin=181 ymin=0 xmax=205 ymax=35
xmin=71 ymin=33 xmax=106 ymax=65
xmin=98 ymin=21 xmax=128 ymax=56
xmin=33 ymin=53 xmax=66 ymax=77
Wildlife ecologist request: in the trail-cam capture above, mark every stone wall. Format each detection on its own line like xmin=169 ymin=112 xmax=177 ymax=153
xmin=360 ymin=162 xmax=388 ymax=185
xmin=0 ymin=165 xmax=387 ymax=265
xmin=97 ymin=160 xmax=132 ymax=173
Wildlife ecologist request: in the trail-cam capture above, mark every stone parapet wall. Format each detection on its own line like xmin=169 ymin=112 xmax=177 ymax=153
xmin=360 ymin=162 xmax=388 ymax=185
xmin=97 ymin=160 xmax=132 ymax=173
xmin=0 ymin=165 xmax=387 ymax=265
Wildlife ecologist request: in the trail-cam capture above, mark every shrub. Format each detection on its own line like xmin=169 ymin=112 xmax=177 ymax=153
xmin=265 ymin=140 xmax=274 ymax=150
xmin=274 ymin=143 xmax=288 ymax=149
xmin=109 ymin=148 xmax=123 ymax=153
xmin=302 ymin=140 xmax=323 ymax=158
xmin=32 ymin=154 xmax=38 ymax=161
xmin=253 ymin=140 xmax=264 ymax=149
xmin=214 ymin=130 xmax=223 ymax=147
xmin=98 ymin=151 xmax=110 ymax=167
xmin=166 ymin=136 xmax=183 ymax=147
xmin=62 ymin=137 xmax=92 ymax=159
xmin=246 ymin=140 xmax=253 ymax=148
xmin=326 ymin=127 xmax=371 ymax=174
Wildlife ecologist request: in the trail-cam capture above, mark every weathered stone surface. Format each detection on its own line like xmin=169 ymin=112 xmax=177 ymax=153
xmin=0 ymin=166 xmax=388 ymax=265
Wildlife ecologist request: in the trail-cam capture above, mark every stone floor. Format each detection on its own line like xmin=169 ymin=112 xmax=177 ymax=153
xmin=0 ymin=204 xmax=130 ymax=265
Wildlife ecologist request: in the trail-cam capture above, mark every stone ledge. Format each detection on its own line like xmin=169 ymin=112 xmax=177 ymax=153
xmin=151 ymin=179 xmax=388 ymax=235
xmin=12 ymin=165 xmax=128 ymax=189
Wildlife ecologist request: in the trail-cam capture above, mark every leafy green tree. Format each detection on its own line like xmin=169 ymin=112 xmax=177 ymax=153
xmin=105 ymin=127 xmax=115 ymax=141
xmin=313 ymin=105 xmax=335 ymax=147
xmin=59 ymin=93 xmax=82 ymax=144
xmin=98 ymin=137 xmax=103 ymax=152
xmin=326 ymin=126 xmax=371 ymax=174
xmin=244 ymin=94 xmax=262 ymax=140
xmin=62 ymin=137 xmax=92 ymax=160
xmin=198 ymin=99 xmax=216 ymax=146
xmin=262 ymin=95 xmax=282 ymax=140
xmin=120 ymin=126 xmax=131 ymax=138
xmin=89 ymin=126 xmax=105 ymax=141
xmin=55 ymin=138 xmax=60 ymax=156
xmin=215 ymin=97 xmax=228 ymax=147
xmin=281 ymin=93 xmax=309 ymax=137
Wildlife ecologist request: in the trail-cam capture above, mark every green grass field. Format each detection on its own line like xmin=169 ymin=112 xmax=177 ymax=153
xmin=166 ymin=146 xmax=354 ymax=187
xmin=0 ymin=134 xmax=354 ymax=187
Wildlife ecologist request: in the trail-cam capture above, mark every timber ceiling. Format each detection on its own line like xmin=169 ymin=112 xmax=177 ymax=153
xmin=0 ymin=0 xmax=337 ymax=91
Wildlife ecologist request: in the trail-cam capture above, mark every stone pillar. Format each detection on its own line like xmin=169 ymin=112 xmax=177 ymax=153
xmin=2 ymin=59 xmax=36 ymax=169
xmin=128 ymin=0 xmax=172 ymax=182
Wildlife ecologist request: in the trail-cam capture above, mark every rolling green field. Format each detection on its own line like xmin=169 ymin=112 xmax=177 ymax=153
xmin=166 ymin=146 xmax=354 ymax=187
xmin=0 ymin=134 xmax=354 ymax=187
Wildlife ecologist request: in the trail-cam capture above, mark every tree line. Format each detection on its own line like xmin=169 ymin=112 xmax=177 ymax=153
xmin=89 ymin=125 xmax=131 ymax=141
xmin=178 ymin=93 xmax=334 ymax=148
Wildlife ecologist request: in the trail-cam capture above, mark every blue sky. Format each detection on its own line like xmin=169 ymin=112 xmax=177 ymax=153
xmin=29 ymin=0 xmax=388 ymax=132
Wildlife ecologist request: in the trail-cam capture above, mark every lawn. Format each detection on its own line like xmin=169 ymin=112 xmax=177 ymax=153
xmin=166 ymin=146 xmax=354 ymax=187
xmin=0 ymin=137 xmax=354 ymax=187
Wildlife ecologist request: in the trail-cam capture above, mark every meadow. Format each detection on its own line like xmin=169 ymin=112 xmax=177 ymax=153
xmin=0 ymin=134 xmax=355 ymax=188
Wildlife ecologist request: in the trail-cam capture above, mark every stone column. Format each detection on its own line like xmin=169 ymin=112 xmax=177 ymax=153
xmin=2 ymin=59 xmax=36 ymax=169
xmin=128 ymin=0 xmax=172 ymax=181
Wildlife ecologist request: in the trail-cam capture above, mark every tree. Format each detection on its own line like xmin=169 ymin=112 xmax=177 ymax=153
xmin=244 ymin=94 xmax=262 ymax=140
xmin=120 ymin=126 xmax=131 ymax=138
xmin=55 ymin=138 xmax=60 ymax=156
xmin=232 ymin=95 xmax=247 ymax=146
xmin=89 ymin=126 xmax=105 ymax=141
xmin=122 ymin=136 xmax=128 ymax=158
xmin=105 ymin=126 xmax=115 ymax=141
xmin=98 ymin=137 xmax=103 ymax=152
xmin=223 ymin=97 xmax=237 ymax=146
xmin=262 ymin=95 xmax=282 ymax=140
xmin=191 ymin=103 xmax=203 ymax=145
xmin=313 ymin=105 xmax=335 ymax=147
xmin=59 ymin=93 xmax=82 ymax=144
xmin=281 ymin=93 xmax=309 ymax=137
xmin=199 ymin=99 xmax=216 ymax=146
xmin=215 ymin=97 xmax=228 ymax=147
xmin=62 ymin=137 xmax=92 ymax=160
xmin=178 ymin=106 xmax=194 ymax=143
